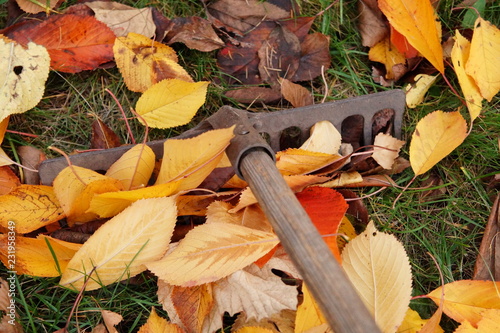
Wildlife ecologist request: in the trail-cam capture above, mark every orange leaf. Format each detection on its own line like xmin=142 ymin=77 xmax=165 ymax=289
xmin=171 ymin=284 xmax=213 ymax=332
xmin=378 ymin=0 xmax=444 ymax=73
xmin=427 ymin=280 xmax=500 ymax=326
xmin=138 ymin=308 xmax=183 ymax=333
xmin=0 ymin=166 xmax=20 ymax=195
xmin=296 ymin=187 xmax=348 ymax=261
xmin=390 ymin=25 xmax=419 ymax=58
xmin=0 ymin=185 xmax=65 ymax=233
xmin=10 ymin=14 xmax=116 ymax=73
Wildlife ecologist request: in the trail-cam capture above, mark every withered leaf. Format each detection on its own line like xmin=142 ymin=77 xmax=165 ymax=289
xmin=291 ymin=32 xmax=331 ymax=82
xmin=165 ymin=16 xmax=224 ymax=52
xmin=224 ymin=87 xmax=282 ymax=104
xmin=357 ymin=0 xmax=389 ymax=47
xmin=90 ymin=119 xmax=122 ymax=150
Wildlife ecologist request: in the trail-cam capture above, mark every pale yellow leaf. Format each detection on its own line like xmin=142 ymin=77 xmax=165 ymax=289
xmin=451 ymin=31 xmax=483 ymax=121
xmin=0 ymin=185 xmax=65 ymax=233
xmin=155 ymin=127 xmax=234 ymax=191
xmin=113 ymin=33 xmax=192 ymax=92
xmin=105 ymin=144 xmax=155 ymax=190
xmin=300 ymin=121 xmax=342 ymax=155
xmin=372 ymin=133 xmax=405 ymax=169
xmin=396 ymin=308 xmax=444 ymax=333
xmin=138 ymin=307 xmax=183 ymax=333
xmin=136 ymin=79 xmax=209 ymax=129
xmin=318 ymin=171 xmax=363 ymax=188
xmin=378 ymin=0 xmax=444 ymax=73
xmin=368 ymin=37 xmax=406 ymax=79
xmin=465 ymin=17 xmax=500 ymax=102
xmin=341 ymin=221 xmax=412 ymax=333
xmin=409 ymin=111 xmax=468 ymax=176
xmin=453 ymin=309 xmax=500 ymax=332
xmin=0 ymin=148 xmax=14 ymax=167
xmin=0 ymin=235 xmax=81 ymax=277
xmin=0 ymin=116 xmax=8 ymax=143
xmin=405 ymin=74 xmax=438 ymax=108
xmin=427 ymin=280 xmax=500 ymax=326
xmin=0 ymin=38 xmax=50 ymax=123
xmin=147 ymin=222 xmax=279 ymax=286
xmin=53 ymin=166 xmax=124 ymax=224
xmin=276 ymin=149 xmax=346 ymax=176
xmin=295 ymin=284 xmax=326 ymax=333
xmin=59 ymin=197 xmax=177 ymax=291
xmin=89 ymin=182 xmax=180 ymax=218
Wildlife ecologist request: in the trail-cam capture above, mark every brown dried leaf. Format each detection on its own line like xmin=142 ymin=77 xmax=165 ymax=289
xmin=90 ymin=119 xmax=122 ymax=150
xmin=165 ymin=16 xmax=224 ymax=52
xmin=281 ymin=79 xmax=313 ymax=107
xmin=292 ymin=33 xmax=331 ymax=82
xmin=15 ymin=0 xmax=58 ymax=14
xmin=358 ymin=0 xmax=389 ymax=47
xmin=224 ymin=87 xmax=282 ymax=104
xmin=17 ymin=145 xmax=45 ymax=185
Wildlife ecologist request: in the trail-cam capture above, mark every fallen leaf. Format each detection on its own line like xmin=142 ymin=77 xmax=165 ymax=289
xmin=372 ymin=133 xmax=405 ymax=169
xmin=0 ymin=278 xmax=23 ymax=333
xmin=165 ymin=16 xmax=224 ymax=52
xmin=17 ymin=145 xmax=46 ymax=185
xmin=171 ymin=284 xmax=213 ymax=332
xmin=85 ymin=1 xmax=156 ymax=38
xmin=232 ymin=309 xmax=295 ymax=333
xmin=378 ymin=0 xmax=444 ymax=73
xmin=224 ymin=87 xmax=282 ymax=104
xmin=358 ymin=0 xmax=389 ymax=47
xmin=147 ymin=222 xmax=279 ymax=286
xmin=319 ymin=171 xmax=364 ymax=188
xmin=90 ymin=119 xmax=122 ymax=150
xmin=113 ymin=33 xmax=193 ymax=93
xmin=368 ymin=37 xmax=406 ymax=80
xmin=234 ymin=327 xmax=275 ymax=333
xmin=451 ymin=31 xmax=483 ymax=122
xmin=106 ymin=144 xmax=155 ymax=190
xmin=453 ymin=309 xmax=500 ymax=332
xmin=155 ymin=127 xmax=234 ymax=191
xmin=409 ymin=110 xmax=468 ymax=176
xmin=0 ymin=185 xmax=65 ymax=233
xmin=0 ymin=235 xmax=81 ymax=277
xmin=0 ymin=38 xmax=50 ymax=122
xmin=426 ymin=280 xmax=500 ymax=326
xmin=15 ymin=0 xmax=58 ymax=14
xmin=53 ymin=166 xmax=124 ymax=224
xmin=276 ymin=149 xmax=346 ymax=176
xmin=138 ymin=307 xmax=183 ymax=333
xmin=291 ymin=32 xmax=331 ymax=82
xmin=390 ymin=25 xmax=419 ymax=58
xmin=60 ymin=196 xmax=177 ymax=291
xmin=464 ymin=17 xmax=500 ymax=102
xmin=0 ymin=166 xmax=20 ymax=195
xmin=101 ymin=310 xmax=122 ymax=333
xmin=280 ymin=79 xmax=313 ymax=108
xmin=342 ymin=221 xmax=412 ymax=333
xmin=136 ymin=79 xmax=209 ymax=129
xmin=396 ymin=308 xmax=443 ymax=333
xmin=405 ymin=74 xmax=438 ymax=108
xmin=299 ymin=121 xmax=342 ymax=155
xmin=8 ymin=14 xmax=116 ymax=73
xmin=295 ymin=284 xmax=326 ymax=332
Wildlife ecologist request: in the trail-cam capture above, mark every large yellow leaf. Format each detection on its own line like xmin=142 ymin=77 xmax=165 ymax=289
xmin=155 ymin=127 xmax=234 ymax=191
xmin=396 ymin=308 xmax=443 ymax=333
xmin=105 ymin=144 xmax=155 ymax=190
xmin=0 ymin=185 xmax=65 ymax=233
xmin=378 ymin=0 xmax=444 ymax=73
xmin=368 ymin=37 xmax=406 ymax=79
xmin=59 ymin=196 xmax=177 ymax=291
xmin=0 ymin=37 xmax=50 ymax=123
xmin=135 ymin=79 xmax=209 ymax=129
xmin=147 ymin=222 xmax=279 ymax=286
xmin=341 ymin=221 xmax=412 ymax=333
xmin=88 ymin=182 xmax=180 ymax=218
xmin=113 ymin=32 xmax=192 ymax=92
xmin=53 ymin=166 xmax=124 ymax=224
xmin=451 ymin=31 xmax=483 ymax=121
xmin=427 ymin=280 xmax=500 ymax=326
xmin=295 ymin=283 xmax=326 ymax=333
xmin=409 ymin=111 xmax=467 ymax=176
xmin=0 ymin=235 xmax=81 ymax=277
xmin=276 ymin=149 xmax=346 ymax=176
xmin=137 ymin=308 xmax=183 ymax=333
xmin=454 ymin=309 xmax=500 ymax=332
xmin=465 ymin=17 xmax=500 ymax=102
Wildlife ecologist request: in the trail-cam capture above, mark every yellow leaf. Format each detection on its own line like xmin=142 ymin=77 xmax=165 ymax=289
xmin=452 ymin=31 xmax=483 ymax=122
xmin=405 ymin=74 xmax=438 ymax=108
xmin=341 ymin=221 xmax=412 ymax=333
xmin=235 ymin=327 xmax=275 ymax=333
xmin=113 ymin=32 xmax=192 ymax=92
xmin=276 ymin=149 xmax=345 ymax=176
xmin=0 ymin=235 xmax=81 ymax=277
xmin=88 ymin=182 xmax=180 ymax=218
xmin=465 ymin=17 xmax=500 ymax=102
xmin=372 ymin=133 xmax=405 ymax=169
xmin=53 ymin=166 xmax=124 ymax=224
xmin=136 ymin=79 xmax=209 ymax=129
xmin=378 ymin=0 xmax=444 ymax=73
xmin=147 ymin=222 xmax=279 ymax=287
xmin=0 ymin=116 xmax=8 ymax=143
xmin=396 ymin=308 xmax=444 ymax=333
xmin=0 ymin=38 xmax=50 ymax=123
xmin=105 ymin=144 xmax=156 ymax=190
xmin=336 ymin=216 xmax=357 ymax=252
xmin=409 ymin=111 xmax=467 ymax=176
xmin=0 ymin=185 xmax=65 ymax=233
xmin=453 ymin=309 xmax=500 ymax=332
xmin=318 ymin=171 xmax=363 ymax=188
xmin=138 ymin=308 xmax=183 ymax=333
xmin=0 ymin=148 xmax=14 ymax=167
xmin=368 ymin=37 xmax=406 ymax=79
xmin=295 ymin=284 xmax=326 ymax=333
xmin=299 ymin=121 xmax=342 ymax=154
xmin=156 ymin=127 xmax=234 ymax=191
xmin=60 ymin=196 xmax=177 ymax=291
xmin=427 ymin=280 xmax=500 ymax=326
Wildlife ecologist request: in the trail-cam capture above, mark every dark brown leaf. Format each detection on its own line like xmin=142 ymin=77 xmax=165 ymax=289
xmin=291 ymin=32 xmax=331 ymax=82
xmin=474 ymin=194 xmax=500 ymax=281
xmin=165 ymin=16 xmax=224 ymax=52
xmin=224 ymin=87 xmax=282 ymax=104
xmin=357 ymin=0 xmax=389 ymax=47
xmin=90 ymin=119 xmax=122 ymax=150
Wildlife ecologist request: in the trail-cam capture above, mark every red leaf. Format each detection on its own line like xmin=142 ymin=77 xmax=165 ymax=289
xmin=296 ymin=187 xmax=348 ymax=261
xmin=390 ymin=25 xmax=419 ymax=59
xmin=9 ymin=14 xmax=116 ymax=73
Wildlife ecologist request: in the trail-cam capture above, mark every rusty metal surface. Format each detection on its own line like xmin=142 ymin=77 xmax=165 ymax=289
xmin=38 ymin=89 xmax=405 ymax=185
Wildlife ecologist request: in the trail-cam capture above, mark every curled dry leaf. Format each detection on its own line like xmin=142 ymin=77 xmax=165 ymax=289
xmin=90 ymin=119 xmax=122 ymax=150
xmin=0 ymin=38 xmax=50 ymax=122
xmin=136 ymin=79 xmax=209 ymax=129
xmin=299 ymin=121 xmax=342 ymax=155
xmin=358 ymin=0 xmax=389 ymax=47
xmin=60 ymin=196 xmax=177 ymax=291
xmin=372 ymin=133 xmax=405 ymax=169
xmin=165 ymin=16 xmax=224 ymax=52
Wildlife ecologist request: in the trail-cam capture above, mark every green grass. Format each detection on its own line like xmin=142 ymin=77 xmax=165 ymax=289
xmin=1 ymin=0 xmax=500 ymax=331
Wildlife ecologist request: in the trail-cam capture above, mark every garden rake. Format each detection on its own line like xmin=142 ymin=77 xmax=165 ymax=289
xmin=39 ymin=89 xmax=406 ymax=332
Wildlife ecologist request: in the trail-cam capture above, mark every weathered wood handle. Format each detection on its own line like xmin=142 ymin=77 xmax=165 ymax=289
xmin=240 ymin=150 xmax=381 ymax=333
